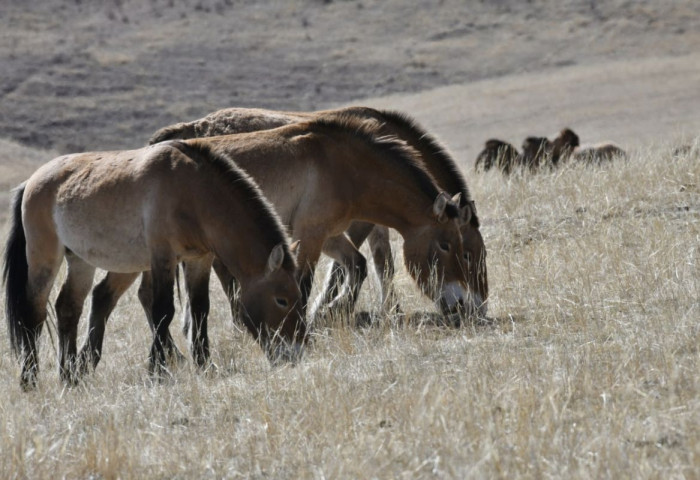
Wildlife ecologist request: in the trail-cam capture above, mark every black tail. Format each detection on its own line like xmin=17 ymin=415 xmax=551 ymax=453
xmin=3 ymin=183 xmax=31 ymax=356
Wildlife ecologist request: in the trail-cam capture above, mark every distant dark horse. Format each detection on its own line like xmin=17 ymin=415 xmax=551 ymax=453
xmin=572 ymin=142 xmax=628 ymax=164
xmin=474 ymin=139 xmax=520 ymax=175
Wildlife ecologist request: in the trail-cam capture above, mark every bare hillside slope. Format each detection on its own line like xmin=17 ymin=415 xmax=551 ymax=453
xmin=1 ymin=0 xmax=699 ymax=153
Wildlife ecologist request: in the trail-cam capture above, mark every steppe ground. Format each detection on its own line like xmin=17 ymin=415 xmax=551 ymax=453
xmin=1 ymin=1 xmax=699 ymax=478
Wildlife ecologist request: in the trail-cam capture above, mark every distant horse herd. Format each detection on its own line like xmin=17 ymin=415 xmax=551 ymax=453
xmin=3 ymin=105 xmax=624 ymax=390
xmin=474 ymin=128 xmax=627 ymax=175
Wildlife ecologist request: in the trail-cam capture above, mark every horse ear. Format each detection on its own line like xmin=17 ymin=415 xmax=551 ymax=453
xmin=289 ymin=240 xmax=301 ymax=258
xmin=432 ymin=192 xmax=449 ymax=220
xmin=451 ymin=192 xmax=462 ymax=205
xmin=460 ymin=203 xmax=473 ymax=224
xmin=267 ymin=243 xmax=285 ymax=274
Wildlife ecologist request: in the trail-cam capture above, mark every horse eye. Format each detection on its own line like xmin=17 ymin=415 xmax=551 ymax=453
xmin=275 ymin=297 xmax=289 ymax=308
xmin=439 ymin=242 xmax=450 ymax=252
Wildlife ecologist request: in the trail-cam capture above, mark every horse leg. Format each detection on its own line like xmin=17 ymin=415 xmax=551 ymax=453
xmin=77 ymin=271 xmax=139 ymax=375
xmin=21 ymin=239 xmax=63 ymax=390
xmin=315 ymin=234 xmax=367 ymax=315
xmin=148 ymin=254 xmax=177 ymax=378
xmin=315 ymin=221 xmax=375 ymax=312
xmin=368 ymin=225 xmax=401 ymax=314
xmin=183 ymin=257 xmax=213 ymax=369
xmin=138 ymin=271 xmax=185 ymax=364
xmin=211 ymin=257 xmax=241 ymax=326
xmin=55 ymin=252 xmax=95 ymax=385
xmin=290 ymin=232 xmax=328 ymax=323
xmin=298 ymin=265 xmax=315 ymax=321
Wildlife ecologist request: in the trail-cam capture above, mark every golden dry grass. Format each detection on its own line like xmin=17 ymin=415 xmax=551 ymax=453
xmin=1 ymin=142 xmax=698 ymax=478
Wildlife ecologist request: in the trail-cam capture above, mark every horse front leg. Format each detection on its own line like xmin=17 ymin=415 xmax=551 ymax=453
xmin=183 ymin=257 xmax=213 ymax=369
xmin=77 ymin=271 xmax=139 ymax=376
xmin=315 ymin=234 xmax=367 ymax=316
xmin=314 ymin=221 xmax=375 ymax=313
xmin=55 ymin=252 xmax=95 ymax=385
xmin=138 ymin=272 xmax=185 ymax=364
xmin=212 ymin=257 xmax=241 ymax=326
xmin=291 ymin=234 xmax=326 ymax=323
xmin=367 ymin=225 xmax=401 ymax=314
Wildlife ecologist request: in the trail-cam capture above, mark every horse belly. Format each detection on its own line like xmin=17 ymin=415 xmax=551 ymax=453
xmin=54 ymin=205 xmax=151 ymax=273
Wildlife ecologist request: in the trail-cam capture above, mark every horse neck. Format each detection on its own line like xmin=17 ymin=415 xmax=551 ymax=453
xmin=335 ymin=143 xmax=439 ymax=235
xmin=196 ymin=181 xmax=274 ymax=284
xmin=379 ymin=119 xmax=466 ymax=201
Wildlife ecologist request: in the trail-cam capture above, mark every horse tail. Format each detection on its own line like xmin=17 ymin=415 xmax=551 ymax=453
xmin=3 ymin=183 xmax=31 ymax=356
xmin=148 ymin=122 xmax=196 ymax=145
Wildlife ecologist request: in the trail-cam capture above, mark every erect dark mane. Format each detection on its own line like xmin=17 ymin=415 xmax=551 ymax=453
xmin=375 ymin=109 xmax=479 ymax=227
xmin=305 ymin=114 xmax=460 ymax=221
xmin=167 ymin=140 xmax=295 ymax=270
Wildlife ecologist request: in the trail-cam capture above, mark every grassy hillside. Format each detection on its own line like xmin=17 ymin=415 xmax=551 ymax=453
xmin=1 ymin=144 xmax=697 ymax=478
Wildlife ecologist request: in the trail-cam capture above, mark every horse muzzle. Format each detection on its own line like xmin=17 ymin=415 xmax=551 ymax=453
xmin=438 ymin=283 xmax=488 ymax=319
xmin=437 ymin=281 xmax=468 ymax=315
xmin=264 ymin=340 xmax=305 ymax=366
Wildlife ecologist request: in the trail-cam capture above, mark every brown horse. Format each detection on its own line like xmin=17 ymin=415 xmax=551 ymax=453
xmin=521 ymin=128 xmax=627 ymax=168
xmin=151 ymin=106 xmax=488 ymax=317
xmin=3 ymin=142 xmax=304 ymax=389
xmin=517 ymin=136 xmax=553 ymax=172
xmin=309 ymin=109 xmax=488 ymax=319
xmin=550 ymin=128 xmax=580 ymax=166
xmin=83 ymin=115 xmax=468 ymax=371
xmin=573 ymin=142 xmax=628 ymax=164
xmin=474 ymin=139 xmax=520 ymax=175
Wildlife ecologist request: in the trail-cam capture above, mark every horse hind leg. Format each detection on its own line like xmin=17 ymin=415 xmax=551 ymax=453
xmin=55 ymin=251 xmax=95 ymax=385
xmin=77 ymin=271 xmax=139 ymax=376
xmin=21 ymin=239 xmax=64 ymax=389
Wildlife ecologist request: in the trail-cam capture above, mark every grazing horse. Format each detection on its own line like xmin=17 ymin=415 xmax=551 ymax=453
xmin=550 ymin=128 xmax=580 ymax=166
xmin=3 ymin=142 xmax=304 ymax=389
xmin=517 ymin=136 xmax=553 ymax=172
xmin=474 ymin=139 xmax=520 ymax=175
xmin=573 ymin=142 xmax=627 ymax=164
xmin=313 ymin=109 xmax=488 ymax=319
xmin=150 ymin=106 xmax=488 ymax=317
xmin=83 ymin=115 xmax=468 ymax=371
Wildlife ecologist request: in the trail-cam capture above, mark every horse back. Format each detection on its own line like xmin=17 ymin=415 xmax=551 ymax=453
xmin=22 ymin=145 xmax=204 ymax=272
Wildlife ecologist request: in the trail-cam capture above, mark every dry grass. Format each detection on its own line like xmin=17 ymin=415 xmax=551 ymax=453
xmin=1 ymin=142 xmax=698 ymax=478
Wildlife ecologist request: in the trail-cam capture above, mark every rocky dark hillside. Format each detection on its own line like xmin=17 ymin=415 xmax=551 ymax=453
xmin=1 ymin=0 xmax=699 ymax=153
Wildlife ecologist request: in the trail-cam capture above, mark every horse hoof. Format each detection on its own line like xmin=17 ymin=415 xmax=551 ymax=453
xmin=202 ymin=362 xmax=219 ymax=377
xmin=167 ymin=346 xmax=188 ymax=365
xmin=148 ymin=363 xmax=174 ymax=384
xmin=60 ymin=369 xmax=82 ymax=388
xmin=20 ymin=377 xmax=38 ymax=392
